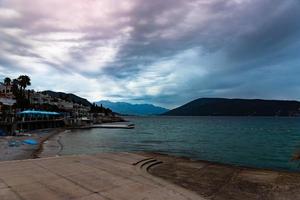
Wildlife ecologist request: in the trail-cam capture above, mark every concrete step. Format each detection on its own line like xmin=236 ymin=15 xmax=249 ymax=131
xmin=133 ymin=157 xmax=163 ymax=172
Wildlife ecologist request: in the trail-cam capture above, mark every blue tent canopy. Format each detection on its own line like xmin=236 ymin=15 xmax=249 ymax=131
xmin=17 ymin=110 xmax=61 ymax=116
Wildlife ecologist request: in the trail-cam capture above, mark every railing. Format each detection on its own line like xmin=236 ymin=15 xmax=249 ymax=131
xmin=17 ymin=117 xmax=65 ymax=124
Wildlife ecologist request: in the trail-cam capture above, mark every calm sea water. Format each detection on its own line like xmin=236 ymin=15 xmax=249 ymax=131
xmin=59 ymin=116 xmax=300 ymax=172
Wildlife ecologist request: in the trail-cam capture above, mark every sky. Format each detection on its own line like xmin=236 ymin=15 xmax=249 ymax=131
xmin=0 ymin=0 xmax=300 ymax=109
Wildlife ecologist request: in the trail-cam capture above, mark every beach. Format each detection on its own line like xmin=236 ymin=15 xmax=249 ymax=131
xmin=0 ymin=128 xmax=65 ymax=161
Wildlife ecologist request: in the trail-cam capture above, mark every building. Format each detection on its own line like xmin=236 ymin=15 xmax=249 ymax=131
xmin=0 ymin=83 xmax=16 ymax=108
xmin=73 ymin=103 xmax=90 ymax=117
xmin=0 ymin=95 xmax=16 ymax=106
xmin=0 ymin=83 xmax=13 ymax=96
xmin=29 ymin=92 xmax=52 ymax=105
xmin=57 ymin=100 xmax=74 ymax=111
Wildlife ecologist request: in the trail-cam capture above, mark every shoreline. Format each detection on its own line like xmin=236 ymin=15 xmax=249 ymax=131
xmin=2 ymin=127 xmax=300 ymax=175
xmin=0 ymin=128 xmax=65 ymax=161
xmin=0 ymin=120 xmax=127 ymax=161
xmin=1 ymin=150 xmax=300 ymax=200
xmin=1 ymin=130 xmax=300 ymax=199
xmin=142 ymin=152 xmax=300 ymax=174
xmin=31 ymin=128 xmax=67 ymax=159
xmin=35 ymin=127 xmax=300 ymax=174
xmin=38 ymin=131 xmax=300 ymax=174
xmin=144 ymin=152 xmax=300 ymax=200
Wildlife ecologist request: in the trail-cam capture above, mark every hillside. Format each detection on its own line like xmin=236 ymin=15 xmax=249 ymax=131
xmin=96 ymin=100 xmax=169 ymax=116
xmin=163 ymin=98 xmax=300 ymax=116
xmin=42 ymin=90 xmax=92 ymax=107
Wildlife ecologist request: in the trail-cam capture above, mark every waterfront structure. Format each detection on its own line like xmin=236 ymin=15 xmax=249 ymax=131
xmin=0 ymin=79 xmax=117 ymax=134
xmin=15 ymin=110 xmax=64 ymax=133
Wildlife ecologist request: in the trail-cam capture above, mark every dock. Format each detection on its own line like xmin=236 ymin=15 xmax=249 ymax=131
xmin=0 ymin=153 xmax=203 ymax=200
xmin=91 ymin=124 xmax=135 ymax=129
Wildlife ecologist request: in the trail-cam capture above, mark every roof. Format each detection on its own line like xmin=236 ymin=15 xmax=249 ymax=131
xmin=17 ymin=110 xmax=61 ymax=115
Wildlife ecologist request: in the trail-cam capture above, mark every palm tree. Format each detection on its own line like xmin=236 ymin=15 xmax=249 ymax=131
xmin=11 ymin=79 xmax=20 ymax=97
xmin=17 ymin=75 xmax=31 ymax=96
xmin=3 ymin=77 xmax=11 ymax=93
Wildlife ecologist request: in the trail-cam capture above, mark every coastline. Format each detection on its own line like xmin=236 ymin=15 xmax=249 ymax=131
xmin=0 ymin=128 xmax=65 ymax=161
xmin=31 ymin=128 xmax=67 ymax=159
xmin=37 ymin=130 xmax=300 ymax=173
xmin=143 ymin=152 xmax=300 ymax=200
xmin=3 ymin=127 xmax=299 ymax=175
xmin=38 ymin=140 xmax=300 ymax=200
xmin=1 ymin=129 xmax=300 ymax=199
xmin=38 ymin=129 xmax=67 ymax=158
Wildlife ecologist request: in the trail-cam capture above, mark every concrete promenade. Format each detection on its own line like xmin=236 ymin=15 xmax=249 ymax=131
xmin=0 ymin=153 xmax=204 ymax=200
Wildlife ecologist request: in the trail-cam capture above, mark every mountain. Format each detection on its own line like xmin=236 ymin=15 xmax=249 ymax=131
xmin=163 ymin=98 xmax=300 ymax=116
xmin=42 ymin=90 xmax=92 ymax=107
xmin=96 ymin=100 xmax=169 ymax=116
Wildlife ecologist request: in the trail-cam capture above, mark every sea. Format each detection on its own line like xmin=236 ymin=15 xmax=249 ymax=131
xmin=58 ymin=116 xmax=300 ymax=172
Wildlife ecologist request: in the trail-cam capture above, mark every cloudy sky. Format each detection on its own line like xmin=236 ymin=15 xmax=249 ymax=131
xmin=0 ymin=0 xmax=300 ymax=108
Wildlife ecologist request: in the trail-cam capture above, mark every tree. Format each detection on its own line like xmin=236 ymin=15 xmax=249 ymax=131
xmin=11 ymin=76 xmax=31 ymax=109
xmin=4 ymin=77 xmax=11 ymax=86
xmin=17 ymin=75 xmax=31 ymax=92
xmin=11 ymin=79 xmax=20 ymax=97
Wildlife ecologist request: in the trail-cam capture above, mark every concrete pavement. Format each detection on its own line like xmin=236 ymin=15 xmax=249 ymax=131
xmin=0 ymin=153 xmax=204 ymax=200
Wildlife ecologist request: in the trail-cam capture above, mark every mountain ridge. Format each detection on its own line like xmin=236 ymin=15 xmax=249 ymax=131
xmin=96 ymin=100 xmax=169 ymax=116
xmin=163 ymin=98 xmax=300 ymax=116
xmin=42 ymin=90 xmax=92 ymax=107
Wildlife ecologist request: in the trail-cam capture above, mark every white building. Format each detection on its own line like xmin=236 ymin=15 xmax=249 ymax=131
xmin=57 ymin=100 xmax=74 ymax=110
xmin=30 ymin=92 xmax=52 ymax=105
xmin=0 ymin=83 xmax=13 ymax=96
xmin=0 ymin=96 xmax=16 ymax=106
xmin=0 ymin=83 xmax=16 ymax=107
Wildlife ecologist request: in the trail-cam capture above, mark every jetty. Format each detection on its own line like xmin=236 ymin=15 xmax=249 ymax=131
xmin=91 ymin=123 xmax=135 ymax=129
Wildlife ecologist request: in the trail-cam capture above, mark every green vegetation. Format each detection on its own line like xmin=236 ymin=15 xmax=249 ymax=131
xmin=4 ymin=75 xmax=31 ymax=109
xmin=163 ymin=98 xmax=300 ymax=116
xmin=42 ymin=90 xmax=91 ymax=107
xmin=4 ymin=77 xmax=11 ymax=87
xmin=2 ymin=75 xmax=115 ymax=116
xmin=90 ymin=103 xmax=113 ymax=115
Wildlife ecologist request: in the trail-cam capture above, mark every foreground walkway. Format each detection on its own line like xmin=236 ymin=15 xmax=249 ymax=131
xmin=0 ymin=153 xmax=204 ymax=200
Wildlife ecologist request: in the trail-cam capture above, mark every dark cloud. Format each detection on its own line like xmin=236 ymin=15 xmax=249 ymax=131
xmin=0 ymin=0 xmax=300 ymax=107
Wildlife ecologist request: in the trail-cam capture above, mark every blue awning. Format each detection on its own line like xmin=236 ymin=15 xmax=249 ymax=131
xmin=17 ymin=110 xmax=61 ymax=116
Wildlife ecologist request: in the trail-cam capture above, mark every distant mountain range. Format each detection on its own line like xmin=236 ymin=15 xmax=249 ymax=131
xmin=163 ymin=98 xmax=300 ymax=116
xmin=96 ymin=100 xmax=169 ymax=116
xmin=42 ymin=90 xmax=92 ymax=107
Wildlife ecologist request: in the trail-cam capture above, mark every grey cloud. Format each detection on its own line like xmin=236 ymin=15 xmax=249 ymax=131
xmin=1 ymin=0 xmax=300 ymax=107
xmin=102 ymin=0 xmax=300 ymax=81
